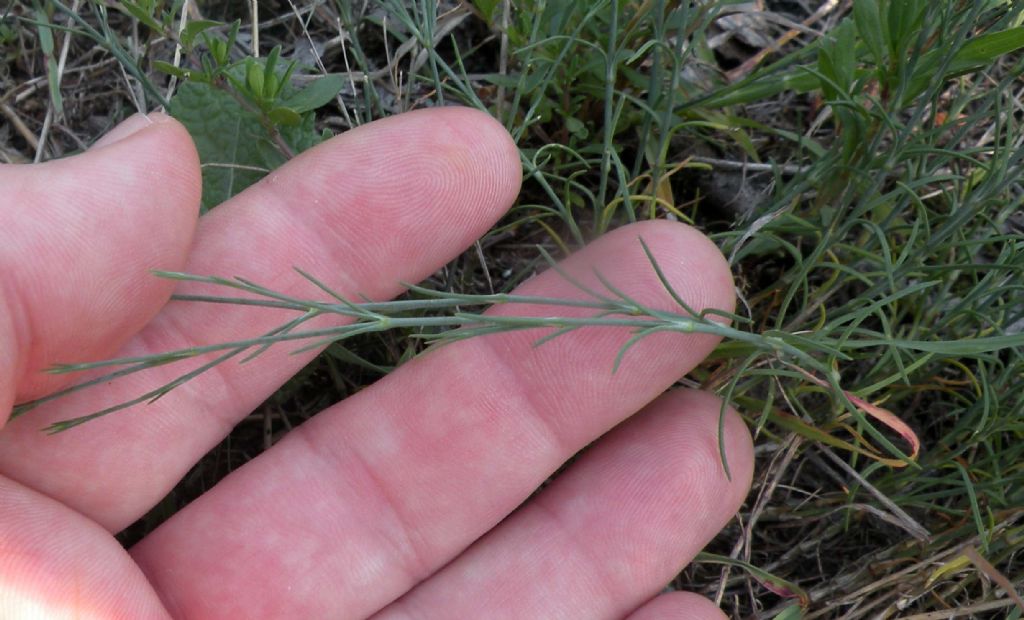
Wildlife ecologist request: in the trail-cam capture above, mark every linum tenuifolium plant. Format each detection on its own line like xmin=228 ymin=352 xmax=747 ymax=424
xmin=16 ymin=239 xmax=929 ymax=478
xmin=14 ymin=0 xmax=1024 ymax=481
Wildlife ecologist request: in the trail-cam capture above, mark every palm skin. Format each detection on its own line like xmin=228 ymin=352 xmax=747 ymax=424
xmin=0 ymin=108 xmax=752 ymax=619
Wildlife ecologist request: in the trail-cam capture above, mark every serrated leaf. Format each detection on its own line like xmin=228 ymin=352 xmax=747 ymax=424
xmin=281 ymin=74 xmax=343 ymax=113
xmin=169 ymin=68 xmax=325 ymax=211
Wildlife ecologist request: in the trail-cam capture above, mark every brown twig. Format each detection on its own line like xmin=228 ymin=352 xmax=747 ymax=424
xmin=726 ymin=0 xmax=846 ymax=83
xmin=0 ymin=102 xmax=40 ymax=152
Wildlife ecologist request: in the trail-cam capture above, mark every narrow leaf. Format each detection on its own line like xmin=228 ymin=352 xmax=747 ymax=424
xmin=695 ymin=552 xmax=810 ymax=606
xmin=771 ymin=409 xmax=909 ymax=468
xmin=796 ymin=368 xmax=920 ymax=462
xmin=35 ymin=10 xmax=63 ymax=117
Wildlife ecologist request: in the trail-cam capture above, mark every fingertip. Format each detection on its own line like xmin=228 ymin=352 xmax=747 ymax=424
xmin=90 ymin=112 xmax=171 ymax=149
xmin=82 ymin=113 xmax=202 ymax=227
xmin=3 ymin=111 xmax=202 ymax=401
xmin=608 ymin=219 xmax=736 ymax=318
xmin=586 ymin=388 xmax=753 ymax=572
xmin=91 ymin=113 xmax=202 ymax=209
xmin=424 ymin=106 xmax=522 ymax=208
xmin=673 ymin=388 xmax=753 ymax=494
xmin=214 ymin=106 xmax=521 ymax=298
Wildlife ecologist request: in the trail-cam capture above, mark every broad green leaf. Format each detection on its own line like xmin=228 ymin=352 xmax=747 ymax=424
xmin=245 ymin=60 xmax=265 ymax=101
xmin=169 ymin=70 xmax=324 ymax=211
xmin=470 ymin=0 xmax=500 ymax=23
xmin=773 ymin=605 xmax=804 ymax=620
xmin=265 ymin=72 xmax=281 ymax=100
xmin=904 ymin=27 xmax=1024 ymax=104
xmin=946 ymin=26 xmax=1024 ymax=72
xmin=35 ymin=10 xmax=54 ymax=55
xmin=264 ymin=46 xmax=282 ymax=70
xmin=180 ymin=19 xmax=220 ymax=49
xmin=153 ymin=60 xmax=193 ymax=80
xmin=263 ymin=46 xmax=283 ymax=98
xmin=834 ymin=19 xmax=856 ymax=89
xmin=817 ymin=46 xmax=840 ymax=100
xmin=695 ymin=70 xmax=820 ymax=109
xmin=277 ymin=61 xmax=298 ymax=99
xmin=564 ymin=116 xmax=587 ymax=139
xmin=119 ymin=1 xmax=165 ymax=32
xmin=478 ymin=72 xmax=520 ymax=89
xmin=853 ymin=0 xmax=886 ymax=66
xmin=886 ymin=0 xmax=925 ymax=59
xmin=268 ymin=106 xmax=302 ymax=126
xmin=817 ymin=19 xmax=857 ymax=98
xmin=702 ymin=25 xmax=1024 ymax=110
xmin=281 ymin=74 xmax=344 ymax=113
xmin=205 ymin=35 xmax=229 ymax=66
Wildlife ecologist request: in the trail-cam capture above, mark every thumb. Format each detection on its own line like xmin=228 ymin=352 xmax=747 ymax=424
xmin=0 ymin=113 xmax=201 ymax=425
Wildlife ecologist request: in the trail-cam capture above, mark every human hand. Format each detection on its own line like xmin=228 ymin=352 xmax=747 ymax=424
xmin=0 ymin=108 xmax=752 ymax=619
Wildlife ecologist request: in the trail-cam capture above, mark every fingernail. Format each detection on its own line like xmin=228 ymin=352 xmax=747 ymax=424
xmin=91 ymin=112 xmax=171 ymax=149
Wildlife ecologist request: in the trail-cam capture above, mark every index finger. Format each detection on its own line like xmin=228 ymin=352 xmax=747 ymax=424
xmin=0 ymin=107 xmax=522 ymax=532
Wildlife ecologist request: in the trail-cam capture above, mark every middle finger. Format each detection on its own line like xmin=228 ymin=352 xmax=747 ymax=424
xmin=0 ymin=108 xmax=521 ymax=532
xmin=130 ymin=220 xmax=735 ymax=619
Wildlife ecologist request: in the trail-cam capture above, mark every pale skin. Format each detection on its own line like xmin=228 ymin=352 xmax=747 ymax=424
xmin=0 ymin=108 xmax=753 ymax=619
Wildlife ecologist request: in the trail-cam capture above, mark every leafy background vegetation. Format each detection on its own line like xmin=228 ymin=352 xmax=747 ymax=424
xmin=3 ymin=0 xmax=1024 ymax=617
